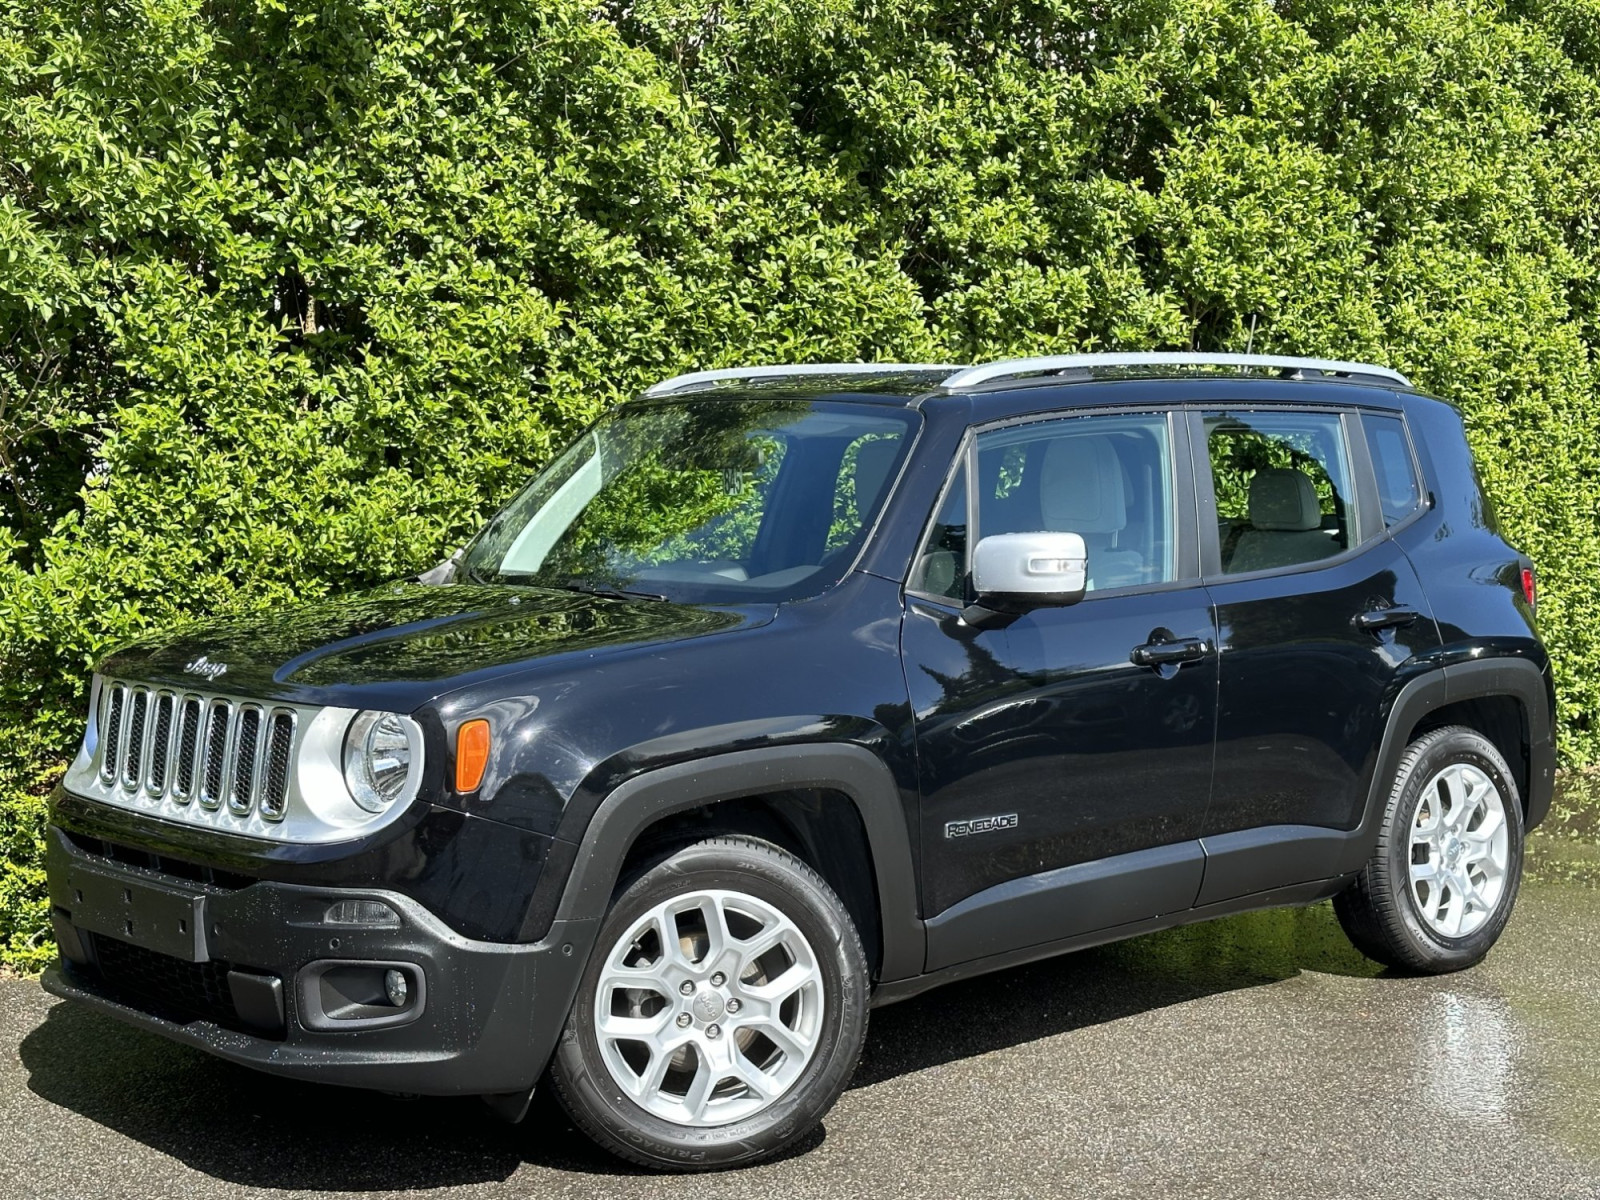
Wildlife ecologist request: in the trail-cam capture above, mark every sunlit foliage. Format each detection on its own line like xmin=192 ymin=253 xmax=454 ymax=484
xmin=2 ymin=0 xmax=1598 ymax=967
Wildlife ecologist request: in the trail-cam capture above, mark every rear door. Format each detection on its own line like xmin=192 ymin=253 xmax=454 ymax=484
xmin=1193 ymin=405 xmax=1441 ymax=903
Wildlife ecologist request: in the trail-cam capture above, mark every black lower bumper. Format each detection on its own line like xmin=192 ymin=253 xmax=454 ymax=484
xmin=42 ymin=827 xmax=596 ymax=1096
xmin=1526 ymin=733 xmax=1558 ymax=831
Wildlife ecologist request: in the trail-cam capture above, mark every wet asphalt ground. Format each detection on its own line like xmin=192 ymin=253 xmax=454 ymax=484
xmin=3 ymin=873 xmax=1599 ymax=1199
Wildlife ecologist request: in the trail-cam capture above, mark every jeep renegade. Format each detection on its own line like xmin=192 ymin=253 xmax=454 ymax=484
xmin=44 ymin=353 xmax=1555 ymax=1169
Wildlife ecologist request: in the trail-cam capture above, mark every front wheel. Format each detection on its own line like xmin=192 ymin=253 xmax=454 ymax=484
xmin=548 ymin=835 xmax=869 ymax=1171
xmin=1334 ymin=724 xmax=1525 ymax=972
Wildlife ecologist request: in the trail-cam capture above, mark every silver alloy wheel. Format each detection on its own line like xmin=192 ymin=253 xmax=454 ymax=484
xmin=1409 ymin=762 xmax=1510 ymax=938
xmin=593 ymin=888 xmax=825 ymax=1127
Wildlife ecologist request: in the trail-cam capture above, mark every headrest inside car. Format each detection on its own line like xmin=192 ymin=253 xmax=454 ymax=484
xmin=1248 ymin=468 xmax=1322 ymax=532
xmin=852 ymin=439 xmax=902 ymax=511
xmin=1039 ymin=436 xmax=1127 ymax=533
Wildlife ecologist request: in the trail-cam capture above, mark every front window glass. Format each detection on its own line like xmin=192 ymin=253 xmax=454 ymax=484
xmin=909 ymin=462 xmax=968 ymax=600
xmin=1205 ymin=411 xmax=1353 ymax=575
xmin=826 ymin=431 xmax=906 ymax=552
xmin=975 ymin=413 xmax=1176 ymax=592
xmin=462 ymin=400 xmax=917 ymax=603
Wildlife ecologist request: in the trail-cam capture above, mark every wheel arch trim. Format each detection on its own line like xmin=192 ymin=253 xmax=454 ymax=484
xmin=1337 ymin=654 xmax=1553 ymax=875
xmin=541 ymin=745 xmax=924 ymax=983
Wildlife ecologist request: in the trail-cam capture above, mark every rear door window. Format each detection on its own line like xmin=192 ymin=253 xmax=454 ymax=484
xmin=1204 ymin=411 xmax=1354 ymax=576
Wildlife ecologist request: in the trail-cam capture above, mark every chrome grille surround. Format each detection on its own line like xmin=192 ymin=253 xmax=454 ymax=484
xmin=228 ymin=705 xmax=263 ymax=818
xmin=174 ymin=696 xmax=202 ymax=799
xmin=93 ymin=684 xmax=295 ymax=822
xmin=100 ymin=686 xmax=125 ymax=784
xmin=63 ymin=675 xmax=424 ymax=844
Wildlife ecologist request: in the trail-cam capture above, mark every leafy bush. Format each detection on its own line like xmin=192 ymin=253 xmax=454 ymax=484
xmin=2 ymin=0 xmax=1598 ymax=970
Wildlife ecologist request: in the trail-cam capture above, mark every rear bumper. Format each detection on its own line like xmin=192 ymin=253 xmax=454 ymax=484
xmin=1526 ymin=731 xmax=1557 ymax=831
xmin=42 ymin=826 xmax=595 ymax=1095
xmin=1525 ymin=664 xmax=1558 ymax=831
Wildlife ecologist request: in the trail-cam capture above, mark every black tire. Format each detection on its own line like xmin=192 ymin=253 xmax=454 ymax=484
xmin=548 ymin=835 xmax=869 ymax=1171
xmin=1334 ymin=724 xmax=1525 ymax=973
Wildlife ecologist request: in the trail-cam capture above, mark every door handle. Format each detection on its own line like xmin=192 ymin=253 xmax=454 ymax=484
xmin=1130 ymin=637 xmax=1211 ymax=668
xmin=1352 ymin=605 xmax=1419 ymax=633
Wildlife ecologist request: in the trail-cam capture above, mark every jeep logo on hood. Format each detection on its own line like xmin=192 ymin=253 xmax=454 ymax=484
xmin=183 ymin=655 xmax=229 ymax=681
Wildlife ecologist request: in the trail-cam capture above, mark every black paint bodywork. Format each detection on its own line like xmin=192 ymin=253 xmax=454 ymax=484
xmin=45 ymin=374 xmax=1556 ymax=1097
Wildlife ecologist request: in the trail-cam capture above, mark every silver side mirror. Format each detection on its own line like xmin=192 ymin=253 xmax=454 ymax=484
xmin=971 ymin=532 xmax=1088 ymax=609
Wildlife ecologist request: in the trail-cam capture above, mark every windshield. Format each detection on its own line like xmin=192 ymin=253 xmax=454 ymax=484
xmin=462 ymin=399 xmax=919 ymax=604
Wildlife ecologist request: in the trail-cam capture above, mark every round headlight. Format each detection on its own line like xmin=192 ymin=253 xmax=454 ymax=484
xmin=342 ymin=711 xmax=415 ymax=813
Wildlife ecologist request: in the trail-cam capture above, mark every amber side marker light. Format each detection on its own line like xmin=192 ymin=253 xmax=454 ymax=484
xmin=456 ymin=720 xmax=491 ymax=793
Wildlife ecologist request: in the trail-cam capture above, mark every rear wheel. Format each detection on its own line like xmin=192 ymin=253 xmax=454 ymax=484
xmin=1335 ymin=724 xmax=1524 ymax=972
xmin=548 ymin=835 xmax=868 ymax=1170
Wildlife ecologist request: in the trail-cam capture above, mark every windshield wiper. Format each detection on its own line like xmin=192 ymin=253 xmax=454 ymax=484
xmin=554 ymin=578 xmax=670 ymax=603
xmin=464 ymin=571 xmax=669 ymax=602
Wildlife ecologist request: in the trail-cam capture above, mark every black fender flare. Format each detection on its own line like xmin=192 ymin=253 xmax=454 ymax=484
xmin=541 ymin=745 xmax=925 ymax=983
xmin=1334 ymin=655 xmax=1554 ymax=875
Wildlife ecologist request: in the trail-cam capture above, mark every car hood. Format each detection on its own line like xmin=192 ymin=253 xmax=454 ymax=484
xmin=97 ymin=584 xmax=775 ymax=708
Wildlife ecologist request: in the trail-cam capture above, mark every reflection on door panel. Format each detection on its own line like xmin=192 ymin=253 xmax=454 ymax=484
xmin=906 ymin=411 xmax=1216 ymax=918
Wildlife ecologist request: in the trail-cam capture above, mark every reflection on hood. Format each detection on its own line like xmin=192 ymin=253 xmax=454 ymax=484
xmin=99 ymin=584 xmax=769 ymax=698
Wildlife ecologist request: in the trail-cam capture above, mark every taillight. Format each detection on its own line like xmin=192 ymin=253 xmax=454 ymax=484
xmin=1521 ymin=566 xmax=1537 ymax=613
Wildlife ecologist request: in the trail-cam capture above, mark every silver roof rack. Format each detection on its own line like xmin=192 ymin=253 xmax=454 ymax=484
xmin=939 ymin=352 xmax=1411 ymax=391
xmin=643 ymin=352 xmax=1412 ymax=399
xmin=643 ymin=362 xmax=964 ymax=397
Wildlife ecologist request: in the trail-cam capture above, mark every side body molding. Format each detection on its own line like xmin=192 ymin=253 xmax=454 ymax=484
xmin=922 ymin=841 xmax=1204 ymax=973
xmin=547 ymin=745 xmax=925 ymax=983
xmin=533 ymin=659 xmax=1548 ymax=1003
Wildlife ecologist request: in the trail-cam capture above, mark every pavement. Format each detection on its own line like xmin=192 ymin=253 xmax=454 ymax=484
xmin=3 ymin=877 xmax=1599 ymax=1200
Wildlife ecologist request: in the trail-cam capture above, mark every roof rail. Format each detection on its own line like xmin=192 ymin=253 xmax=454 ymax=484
xmin=643 ymin=353 xmax=1413 ymax=399
xmin=643 ymin=362 xmax=964 ymax=397
xmin=939 ymin=352 xmax=1412 ymax=392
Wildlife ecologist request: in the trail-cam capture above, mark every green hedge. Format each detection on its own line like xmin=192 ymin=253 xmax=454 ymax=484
xmin=2 ymin=0 xmax=1598 ymax=970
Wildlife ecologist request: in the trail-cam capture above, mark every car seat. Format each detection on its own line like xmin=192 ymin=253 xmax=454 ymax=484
xmin=1226 ymin=468 xmax=1339 ymax=572
xmin=1038 ymin=436 xmax=1145 ymax=589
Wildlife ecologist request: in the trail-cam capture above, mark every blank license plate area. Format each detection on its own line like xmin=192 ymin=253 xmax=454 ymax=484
xmin=66 ymin=862 xmax=208 ymax=962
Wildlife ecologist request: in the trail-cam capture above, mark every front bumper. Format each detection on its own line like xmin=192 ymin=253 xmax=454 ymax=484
xmin=42 ymin=826 xmax=595 ymax=1095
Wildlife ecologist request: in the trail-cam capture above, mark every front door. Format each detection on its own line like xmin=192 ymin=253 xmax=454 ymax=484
xmin=903 ymin=409 xmax=1217 ymax=952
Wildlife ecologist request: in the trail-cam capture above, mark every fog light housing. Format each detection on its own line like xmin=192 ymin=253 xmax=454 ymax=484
xmin=298 ymin=961 xmax=426 ymax=1030
xmin=384 ymin=968 xmax=409 ymax=1008
xmin=323 ymin=899 xmax=400 ymax=928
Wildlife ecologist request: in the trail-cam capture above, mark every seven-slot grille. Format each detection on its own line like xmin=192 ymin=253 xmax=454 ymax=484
xmin=98 ymin=683 xmax=294 ymax=821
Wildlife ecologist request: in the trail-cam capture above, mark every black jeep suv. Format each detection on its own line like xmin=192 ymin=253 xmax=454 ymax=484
xmin=44 ymin=353 xmax=1554 ymax=1169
